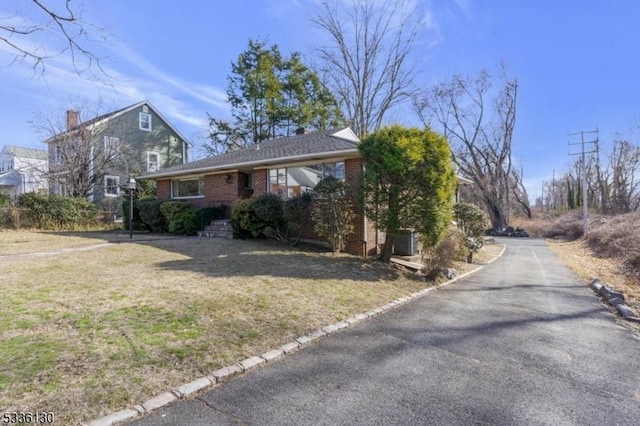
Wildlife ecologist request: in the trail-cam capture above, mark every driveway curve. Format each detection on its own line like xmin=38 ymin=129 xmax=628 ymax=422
xmin=131 ymin=238 xmax=640 ymax=425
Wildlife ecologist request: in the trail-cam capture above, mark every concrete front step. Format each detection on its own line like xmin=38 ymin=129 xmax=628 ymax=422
xmin=199 ymin=220 xmax=233 ymax=239
xmin=198 ymin=230 xmax=233 ymax=239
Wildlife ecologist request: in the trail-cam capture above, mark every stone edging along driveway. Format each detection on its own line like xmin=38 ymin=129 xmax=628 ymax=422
xmin=87 ymin=245 xmax=507 ymax=426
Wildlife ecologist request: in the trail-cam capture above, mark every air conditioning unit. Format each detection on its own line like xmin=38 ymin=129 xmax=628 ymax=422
xmin=393 ymin=229 xmax=418 ymax=256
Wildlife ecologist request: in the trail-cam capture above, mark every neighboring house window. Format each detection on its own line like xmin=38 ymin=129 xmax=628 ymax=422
xmin=268 ymin=161 xmax=345 ymax=199
xmin=104 ymin=175 xmax=120 ymax=197
xmin=139 ymin=112 xmax=152 ymax=131
xmin=171 ymin=178 xmax=203 ymax=198
xmin=147 ymin=151 xmax=160 ymax=172
xmin=103 ymin=136 xmax=121 ymax=156
xmin=53 ymin=144 xmax=64 ymax=164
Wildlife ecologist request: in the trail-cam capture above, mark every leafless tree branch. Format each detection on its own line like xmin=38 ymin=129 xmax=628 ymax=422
xmin=313 ymin=0 xmax=420 ymax=138
xmin=0 ymin=0 xmax=106 ymax=76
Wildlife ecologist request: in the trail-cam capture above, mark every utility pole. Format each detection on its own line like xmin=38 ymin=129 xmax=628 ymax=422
xmin=552 ymin=169 xmax=555 ymax=211
xmin=568 ymin=129 xmax=598 ymax=237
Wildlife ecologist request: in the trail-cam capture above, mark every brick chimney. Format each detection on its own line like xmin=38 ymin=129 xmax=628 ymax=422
xmin=66 ymin=110 xmax=79 ymax=130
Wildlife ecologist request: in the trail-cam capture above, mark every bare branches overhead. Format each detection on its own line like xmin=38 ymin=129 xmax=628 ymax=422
xmin=0 ymin=0 xmax=105 ymax=75
xmin=313 ymin=0 xmax=421 ymax=138
xmin=414 ymin=64 xmax=519 ymax=229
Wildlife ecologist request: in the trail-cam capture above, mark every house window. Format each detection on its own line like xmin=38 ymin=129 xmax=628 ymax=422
xmin=103 ymin=136 xmax=121 ymax=156
xmin=147 ymin=151 xmax=160 ymax=172
xmin=53 ymin=144 xmax=64 ymax=164
xmin=139 ymin=112 xmax=152 ymax=131
xmin=171 ymin=177 xmax=203 ymax=198
xmin=268 ymin=161 xmax=345 ymax=199
xmin=269 ymin=168 xmax=288 ymax=198
xmin=2 ymin=159 xmax=14 ymax=171
xmin=104 ymin=175 xmax=120 ymax=197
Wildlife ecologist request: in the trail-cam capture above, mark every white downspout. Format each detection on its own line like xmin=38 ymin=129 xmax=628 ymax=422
xmin=362 ymin=162 xmax=368 ymax=257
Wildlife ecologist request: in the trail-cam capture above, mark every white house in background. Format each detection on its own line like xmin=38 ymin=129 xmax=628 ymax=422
xmin=0 ymin=145 xmax=48 ymax=199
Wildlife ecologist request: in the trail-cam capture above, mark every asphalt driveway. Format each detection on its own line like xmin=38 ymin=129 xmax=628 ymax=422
xmin=130 ymin=238 xmax=640 ymax=425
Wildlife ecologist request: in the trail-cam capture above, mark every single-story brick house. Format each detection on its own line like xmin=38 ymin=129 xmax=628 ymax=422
xmin=142 ymin=127 xmax=385 ymax=256
xmin=142 ymin=126 xmax=470 ymax=257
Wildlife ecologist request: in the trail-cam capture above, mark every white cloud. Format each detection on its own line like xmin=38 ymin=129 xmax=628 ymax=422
xmin=107 ymin=39 xmax=228 ymax=111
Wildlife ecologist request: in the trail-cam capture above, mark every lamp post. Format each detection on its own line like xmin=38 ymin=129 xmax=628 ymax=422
xmin=128 ymin=177 xmax=136 ymax=239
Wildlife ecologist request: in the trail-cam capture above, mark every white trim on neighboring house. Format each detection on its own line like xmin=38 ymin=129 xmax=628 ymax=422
xmin=139 ymin=112 xmax=152 ymax=131
xmin=147 ymin=151 xmax=160 ymax=172
xmin=104 ymin=175 xmax=120 ymax=197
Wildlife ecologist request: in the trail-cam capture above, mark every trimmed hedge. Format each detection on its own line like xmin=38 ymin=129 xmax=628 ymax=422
xmin=230 ymin=193 xmax=310 ymax=242
xmin=17 ymin=193 xmax=98 ymax=230
xmin=138 ymin=199 xmax=169 ymax=233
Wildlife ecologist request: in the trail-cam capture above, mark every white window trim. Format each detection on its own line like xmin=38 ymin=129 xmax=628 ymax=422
xmin=139 ymin=112 xmax=152 ymax=131
xmin=147 ymin=151 xmax=160 ymax=172
xmin=103 ymin=135 xmax=120 ymax=151
xmin=104 ymin=175 xmax=120 ymax=198
xmin=267 ymin=161 xmax=345 ymax=198
xmin=171 ymin=177 xmax=204 ymax=199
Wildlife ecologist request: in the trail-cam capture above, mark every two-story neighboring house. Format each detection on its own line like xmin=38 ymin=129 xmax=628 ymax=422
xmin=45 ymin=100 xmax=190 ymax=216
xmin=0 ymin=145 xmax=48 ymax=199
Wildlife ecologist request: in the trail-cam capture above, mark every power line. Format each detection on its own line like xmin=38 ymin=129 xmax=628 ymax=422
xmin=568 ymin=129 xmax=598 ymax=237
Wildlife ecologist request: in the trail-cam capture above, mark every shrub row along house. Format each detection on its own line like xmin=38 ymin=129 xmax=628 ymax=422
xmin=141 ymin=127 xmax=384 ymax=256
xmin=44 ymin=101 xmax=190 ymax=218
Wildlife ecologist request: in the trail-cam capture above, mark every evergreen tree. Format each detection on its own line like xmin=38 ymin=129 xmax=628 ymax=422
xmin=207 ymin=40 xmax=343 ymax=154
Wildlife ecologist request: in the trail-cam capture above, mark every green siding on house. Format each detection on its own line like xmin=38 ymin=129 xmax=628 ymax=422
xmin=47 ymin=101 xmax=189 ymax=213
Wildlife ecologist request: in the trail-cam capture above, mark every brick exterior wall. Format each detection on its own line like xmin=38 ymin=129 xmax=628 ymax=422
xmin=153 ymin=157 xmax=380 ymax=257
xmin=253 ymin=169 xmax=267 ymax=196
xmin=156 ymin=179 xmax=171 ymax=199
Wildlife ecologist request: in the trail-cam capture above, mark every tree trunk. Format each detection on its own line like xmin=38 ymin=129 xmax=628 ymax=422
xmin=380 ymin=232 xmax=395 ymax=263
xmin=486 ymin=199 xmax=508 ymax=230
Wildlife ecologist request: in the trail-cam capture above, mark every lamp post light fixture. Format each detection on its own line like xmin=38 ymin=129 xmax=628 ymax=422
xmin=128 ymin=177 xmax=136 ymax=239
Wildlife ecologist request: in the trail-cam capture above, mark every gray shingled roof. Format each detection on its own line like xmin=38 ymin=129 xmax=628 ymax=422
xmin=2 ymin=145 xmax=48 ymax=160
xmin=143 ymin=128 xmax=360 ymax=179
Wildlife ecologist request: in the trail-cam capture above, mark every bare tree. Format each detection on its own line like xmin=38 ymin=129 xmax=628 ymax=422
xmin=510 ymin=168 xmax=531 ymax=219
xmin=313 ymin=0 xmax=420 ymax=138
xmin=607 ymin=139 xmax=640 ymax=213
xmin=414 ymin=65 xmax=518 ymax=229
xmin=0 ymin=0 xmax=104 ymax=74
xmin=32 ymin=103 xmax=129 ymax=199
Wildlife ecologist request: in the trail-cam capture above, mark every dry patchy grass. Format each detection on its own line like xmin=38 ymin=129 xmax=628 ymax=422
xmin=519 ymin=211 xmax=640 ymax=321
xmin=1 ymin=231 xmax=455 ymax=424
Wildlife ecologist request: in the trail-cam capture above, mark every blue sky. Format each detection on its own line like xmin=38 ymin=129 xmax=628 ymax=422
xmin=2 ymin=0 xmax=640 ymax=200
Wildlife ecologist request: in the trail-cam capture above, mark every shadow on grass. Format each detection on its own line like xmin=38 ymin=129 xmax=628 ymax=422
xmin=46 ymin=230 xmax=402 ymax=282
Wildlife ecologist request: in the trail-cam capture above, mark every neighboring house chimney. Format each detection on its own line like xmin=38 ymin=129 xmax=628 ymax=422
xmin=295 ymin=127 xmax=306 ymax=135
xmin=66 ymin=110 xmax=79 ymax=130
